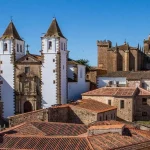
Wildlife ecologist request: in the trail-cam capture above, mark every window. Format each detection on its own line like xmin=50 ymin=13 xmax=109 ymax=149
xmin=99 ymin=116 xmax=102 ymax=121
xmin=120 ymin=100 xmax=124 ymax=109
xmin=20 ymin=45 xmax=22 ymax=52
xmin=142 ymin=98 xmax=147 ymax=105
xmin=48 ymin=41 xmax=52 ymax=49
xmin=25 ymin=67 xmax=30 ymax=73
xmin=17 ymin=44 xmax=19 ymax=52
xmin=63 ymin=65 xmax=64 ymax=69
xmin=80 ymin=69 xmax=83 ymax=78
xmin=61 ymin=43 xmax=63 ymax=50
xmin=53 ymin=59 xmax=55 ymax=62
xmin=105 ymin=115 xmax=107 ymax=120
xmin=108 ymin=81 xmax=113 ymax=86
xmin=111 ymin=114 xmax=113 ymax=119
xmin=0 ymin=70 xmax=3 ymax=74
xmin=64 ymin=43 xmax=65 ymax=50
xmin=53 ymin=69 xmax=55 ymax=73
xmin=142 ymin=112 xmax=147 ymax=116
xmin=4 ymin=43 xmax=7 ymax=51
xmin=108 ymin=100 xmax=111 ymax=105
xmin=114 ymin=113 xmax=116 ymax=119
xmin=53 ymin=80 xmax=55 ymax=84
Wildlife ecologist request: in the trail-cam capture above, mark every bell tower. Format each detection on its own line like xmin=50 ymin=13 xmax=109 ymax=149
xmin=0 ymin=21 xmax=25 ymax=117
xmin=144 ymin=35 xmax=150 ymax=55
xmin=41 ymin=18 xmax=68 ymax=108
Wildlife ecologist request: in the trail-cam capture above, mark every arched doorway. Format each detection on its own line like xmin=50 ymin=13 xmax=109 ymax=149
xmin=24 ymin=101 xmax=32 ymax=113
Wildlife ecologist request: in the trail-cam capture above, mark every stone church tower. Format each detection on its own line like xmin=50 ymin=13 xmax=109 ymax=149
xmin=41 ymin=18 xmax=68 ymax=108
xmin=0 ymin=21 xmax=25 ymax=117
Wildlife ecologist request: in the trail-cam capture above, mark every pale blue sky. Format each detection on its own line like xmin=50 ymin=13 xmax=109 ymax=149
xmin=0 ymin=0 xmax=150 ymax=65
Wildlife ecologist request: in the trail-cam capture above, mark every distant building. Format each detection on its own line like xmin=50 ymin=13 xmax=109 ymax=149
xmin=82 ymin=87 xmax=150 ymax=122
xmin=97 ymin=39 xmax=150 ymax=72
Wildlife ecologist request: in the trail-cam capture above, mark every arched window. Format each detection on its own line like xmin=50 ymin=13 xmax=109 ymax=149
xmin=17 ymin=44 xmax=19 ymax=52
xmin=48 ymin=41 xmax=52 ymax=49
xmin=4 ymin=43 xmax=7 ymax=51
xmin=64 ymin=43 xmax=65 ymax=50
xmin=20 ymin=45 xmax=22 ymax=52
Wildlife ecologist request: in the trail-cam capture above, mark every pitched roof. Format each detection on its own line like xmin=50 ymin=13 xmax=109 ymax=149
xmin=69 ymin=99 xmax=117 ymax=113
xmin=100 ymin=71 xmax=131 ymax=77
xmin=0 ymin=21 xmax=23 ymax=41
xmin=44 ymin=18 xmax=65 ymax=38
xmin=138 ymin=87 xmax=150 ymax=96
xmin=82 ymin=87 xmax=137 ymax=97
xmin=1 ymin=121 xmax=150 ymax=149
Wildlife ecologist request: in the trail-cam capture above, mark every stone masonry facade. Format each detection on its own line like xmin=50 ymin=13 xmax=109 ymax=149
xmin=97 ymin=40 xmax=148 ymax=73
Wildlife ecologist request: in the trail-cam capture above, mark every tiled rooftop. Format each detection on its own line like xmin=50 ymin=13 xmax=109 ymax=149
xmin=1 ymin=121 xmax=150 ymax=149
xmin=82 ymin=87 xmax=137 ymax=97
xmin=69 ymin=99 xmax=117 ymax=113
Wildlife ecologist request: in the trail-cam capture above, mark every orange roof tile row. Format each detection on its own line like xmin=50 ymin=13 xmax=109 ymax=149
xmin=1 ymin=121 xmax=150 ymax=149
xmin=69 ymin=99 xmax=117 ymax=113
xmin=82 ymin=87 xmax=150 ymax=97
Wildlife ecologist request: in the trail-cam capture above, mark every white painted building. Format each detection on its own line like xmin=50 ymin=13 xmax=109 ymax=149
xmin=97 ymin=72 xmax=130 ymax=88
xmin=41 ymin=18 xmax=68 ymax=108
xmin=0 ymin=21 xmax=25 ymax=118
xmin=0 ymin=18 xmax=90 ymax=118
xmin=68 ymin=61 xmax=90 ymax=101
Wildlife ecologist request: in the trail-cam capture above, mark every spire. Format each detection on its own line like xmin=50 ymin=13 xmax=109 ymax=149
xmin=1 ymin=21 xmax=22 ymax=40
xmin=44 ymin=18 xmax=65 ymax=38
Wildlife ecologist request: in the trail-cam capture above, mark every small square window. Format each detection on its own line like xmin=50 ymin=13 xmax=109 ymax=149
xmin=108 ymin=100 xmax=111 ymax=105
xmin=142 ymin=98 xmax=147 ymax=105
xmin=25 ymin=67 xmax=30 ymax=73
xmin=53 ymin=80 xmax=55 ymax=84
xmin=0 ymin=70 xmax=3 ymax=74
xmin=53 ymin=69 xmax=55 ymax=73
xmin=120 ymin=100 xmax=124 ymax=109
xmin=53 ymin=59 xmax=55 ymax=62
xmin=0 ymin=61 xmax=2 ymax=64
xmin=142 ymin=112 xmax=147 ymax=116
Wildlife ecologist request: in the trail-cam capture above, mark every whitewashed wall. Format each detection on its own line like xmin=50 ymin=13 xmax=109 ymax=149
xmin=0 ymin=55 xmax=14 ymax=118
xmin=68 ymin=65 xmax=74 ymax=80
xmin=97 ymin=77 xmax=126 ymax=88
xmin=68 ymin=65 xmax=90 ymax=101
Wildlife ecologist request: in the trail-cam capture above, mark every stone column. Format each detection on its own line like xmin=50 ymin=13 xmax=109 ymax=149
xmin=124 ymin=50 xmax=129 ymax=71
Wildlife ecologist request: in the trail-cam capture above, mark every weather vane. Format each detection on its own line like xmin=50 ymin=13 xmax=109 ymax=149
xmin=10 ymin=16 xmax=13 ymax=22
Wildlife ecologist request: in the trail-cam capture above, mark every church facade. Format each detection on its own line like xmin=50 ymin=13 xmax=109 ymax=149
xmin=0 ymin=18 xmax=89 ymax=118
xmin=97 ymin=39 xmax=150 ymax=73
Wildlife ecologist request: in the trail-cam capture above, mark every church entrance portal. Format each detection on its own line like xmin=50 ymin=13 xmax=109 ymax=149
xmin=24 ymin=101 xmax=32 ymax=113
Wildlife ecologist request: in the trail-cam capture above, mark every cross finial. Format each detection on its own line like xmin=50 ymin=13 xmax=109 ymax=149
xmin=26 ymin=44 xmax=30 ymax=54
xmin=10 ymin=16 xmax=13 ymax=22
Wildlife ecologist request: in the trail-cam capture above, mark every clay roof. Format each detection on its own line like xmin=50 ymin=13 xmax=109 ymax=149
xmin=100 ymin=71 xmax=131 ymax=77
xmin=138 ymin=87 xmax=150 ymax=96
xmin=69 ymin=99 xmax=117 ymax=113
xmin=44 ymin=18 xmax=65 ymax=38
xmin=0 ymin=21 xmax=22 ymax=41
xmin=1 ymin=121 xmax=150 ymax=149
xmin=82 ymin=87 xmax=137 ymax=97
xmin=68 ymin=60 xmax=80 ymax=65
xmin=127 ymin=71 xmax=150 ymax=80
xmin=0 ymin=122 xmax=87 ymax=137
xmin=100 ymin=71 xmax=150 ymax=80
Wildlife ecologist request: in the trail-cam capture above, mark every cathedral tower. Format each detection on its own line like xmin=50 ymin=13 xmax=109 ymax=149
xmin=0 ymin=21 xmax=25 ymax=117
xmin=41 ymin=18 xmax=68 ymax=108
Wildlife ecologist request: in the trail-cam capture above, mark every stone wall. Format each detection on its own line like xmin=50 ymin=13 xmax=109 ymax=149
xmin=135 ymin=96 xmax=150 ymax=121
xmin=69 ymin=106 xmax=98 ymax=125
xmin=48 ymin=106 xmax=69 ymax=122
xmin=82 ymin=95 xmax=133 ymax=122
xmin=8 ymin=108 xmax=48 ymax=127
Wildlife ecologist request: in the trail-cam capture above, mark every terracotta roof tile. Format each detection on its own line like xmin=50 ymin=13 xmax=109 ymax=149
xmin=138 ymin=87 xmax=150 ymax=96
xmin=82 ymin=87 xmax=137 ymax=97
xmin=69 ymin=99 xmax=116 ymax=113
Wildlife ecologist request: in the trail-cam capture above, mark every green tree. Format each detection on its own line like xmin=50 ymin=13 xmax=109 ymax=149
xmin=76 ymin=59 xmax=90 ymax=70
